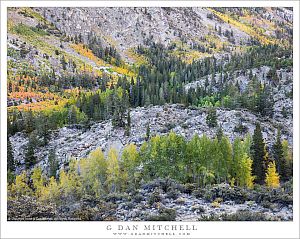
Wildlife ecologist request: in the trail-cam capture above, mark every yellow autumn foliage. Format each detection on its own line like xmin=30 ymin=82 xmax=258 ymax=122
xmin=265 ymin=161 xmax=280 ymax=188
xmin=31 ymin=167 xmax=46 ymax=198
xmin=106 ymin=148 xmax=120 ymax=192
xmin=71 ymin=43 xmax=107 ymax=67
xmin=42 ymin=176 xmax=60 ymax=202
xmin=8 ymin=171 xmax=32 ymax=199
xmin=235 ymin=154 xmax=255 ymax=189
xmin=207 ymin=8 xmax=275 ymax=45
xmin=76 ymin=148 xmax=107 ymax=197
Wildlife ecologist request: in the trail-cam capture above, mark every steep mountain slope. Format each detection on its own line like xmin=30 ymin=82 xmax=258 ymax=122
xmin=7 ymin=6 xmax=293 ymax=168
xmin=34 ymin=7 xmax=292 ymax=58
xmin=7 ymin=7 xmax=294 ymax=222
xmin=8 ymin=7 xmax=293 ymax=75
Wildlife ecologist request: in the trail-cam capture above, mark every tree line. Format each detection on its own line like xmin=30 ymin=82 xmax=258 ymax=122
xmin=8 ymin=124 xmax=293 ymax=204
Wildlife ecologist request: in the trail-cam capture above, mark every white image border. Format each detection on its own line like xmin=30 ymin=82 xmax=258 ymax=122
xmin=1 ymin=1 xmax=299 ymax=238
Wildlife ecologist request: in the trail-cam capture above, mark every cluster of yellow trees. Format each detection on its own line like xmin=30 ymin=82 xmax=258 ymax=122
xmin=8 ymin=133 xmax=283 ymax=204
xmin=8 ymin=144 xmax=140 ymax=203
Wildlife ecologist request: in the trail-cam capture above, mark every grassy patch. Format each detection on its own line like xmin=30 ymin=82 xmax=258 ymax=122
xmin=10 ymin=23 xmax=57 ymax=56
xmin=12 ymin=23 xmax=48 ymax=37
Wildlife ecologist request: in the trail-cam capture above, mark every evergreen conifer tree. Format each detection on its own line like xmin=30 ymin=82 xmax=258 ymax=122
xmin=25 ymin=134 xmax=37 ymax=169
xmin=250 ymin=123 xmax=267 ymax=184
xmin=146 ymin=121 xmax=151 ymax=141
xmin=216 ymin=125 xmax=224 ymax=142
xmin=48 ymin=148 xmax=59 ymax=178
xmin=7 ymin=138 xmax=15 ymax=172
xmin=282 ymin=139 xmax=293 ymax=180
xmin=125 ymin=110 xmax=131 ymax=136
xmin=206 ymin=107 xmax=217 ymax=128
xmin=272 ymin=129 xmax=286 ymax=181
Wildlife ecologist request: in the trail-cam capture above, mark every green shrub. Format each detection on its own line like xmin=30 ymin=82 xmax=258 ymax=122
xmin=184 ymin=183 xmax=196 ymax=194
xmin=146 ymin=208 xmax=176 ymax=221
xmin=132 ymin=194 xmax=144 ymax=203
xmin=148 ymin=189 xmax=162 ymax=206
xmin=166 ymin=189 xmax=179 ymax=200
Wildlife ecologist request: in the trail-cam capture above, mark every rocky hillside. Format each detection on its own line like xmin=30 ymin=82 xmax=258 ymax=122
xmin=11 ymin=104 xmax=292 ymax=174
xmin=34 ymin=7 xmax=292 ymax=59
xmin=7 ymin=7 xmax=293 ymax=78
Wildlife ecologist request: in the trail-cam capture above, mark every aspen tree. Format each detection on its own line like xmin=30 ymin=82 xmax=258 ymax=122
xmin=265 ymin=161 xmax=280 ymax=188
xmin=106 ymin=148 xmax=120 ymax=193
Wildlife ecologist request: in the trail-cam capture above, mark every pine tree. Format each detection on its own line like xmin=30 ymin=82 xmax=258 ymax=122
xmin=282 ymin=139 xmax=293 ymax=180
xmin=272 ymin=129 xmax=286 ymax=181
xmin=48 ymin=148 xmax=59 ymax=178
xmin=125 ymin=110 xmax=131 ymax=136
xmin=250 ymin=123 xmax=266 ymax=184
xmin=263 ymin=144 xmax=270 ymax=171
xmin=24 ymin=110 xmax=34 ymax=134
xmin=61 ymin=55 xmax=67 ymax=70
xmin=206 ymin=107 xmax=217 ymax=128
xmin=68 ymin=105 xmax=78 ymax=124
xmin=265 ymin=161 xmax=280 ymax=188
xmin=7 ymin=138 xmax=15 ymax=172
xmin=112 ymin=88 xmax=127 ymax=128
xmin=127 ymin=110 xmax=131 ymax=128
xmin=25 ymin=134 xmax=37 ymax=169
xmin=255 ymin=85 xmax=274 ymax=117
xmin=146 ymin=121 xmax=151 ymax=141
xmin=37 ymin=114 xmax=51 ymax=146
xmin=216 ymin=126 xmax=224 ymax=142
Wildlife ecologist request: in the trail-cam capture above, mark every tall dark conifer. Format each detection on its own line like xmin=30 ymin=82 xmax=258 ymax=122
xmin=25 ymin=134 xmax=37 ymax=169
xmin=7 ymin=138 xmax=15 ymax=172
xmin=272 ymin=129 xmax=286 ymax=181
xmin=206 ymin=107 xmax=218 ymax=128
xmin=48 ymin=148 xmax=59 ymax=178
xmin=146 ymin=121 xmax=150 ymax=141
xmin=251 ymin=123 xmax=267 ymax=184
